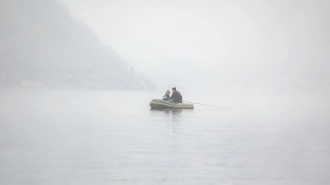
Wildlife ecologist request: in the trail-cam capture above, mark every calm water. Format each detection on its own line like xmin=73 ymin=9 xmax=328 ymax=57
xmin=0 ymin=89 xmax=329 ymax=185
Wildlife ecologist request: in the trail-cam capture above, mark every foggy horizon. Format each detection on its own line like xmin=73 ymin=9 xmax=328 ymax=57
xmin=1 ymin=1 xmax=330 ymax=184
xmin=59 ymin=0 xmax=329 ymax=94
xmin=0 ymin=0 xmax=328 ymax=95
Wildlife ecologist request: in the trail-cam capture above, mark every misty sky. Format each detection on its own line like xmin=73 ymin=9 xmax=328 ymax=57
xmin=60 ymin=0 xmax=329 ymax=91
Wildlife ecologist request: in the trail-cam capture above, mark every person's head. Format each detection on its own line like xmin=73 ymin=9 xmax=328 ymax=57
xmin=166 ymin=90 xmax=170 ymax=94
xmin=172 ymin=87 xmax=176 ymax=91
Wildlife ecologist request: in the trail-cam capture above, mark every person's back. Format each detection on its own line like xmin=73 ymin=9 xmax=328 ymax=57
xmin=170 ymin=87 xmax=182 ymax=103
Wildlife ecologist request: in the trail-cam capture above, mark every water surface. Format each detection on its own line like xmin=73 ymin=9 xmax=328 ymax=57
xmin=0 ymin=89 xmax=329 ymax=185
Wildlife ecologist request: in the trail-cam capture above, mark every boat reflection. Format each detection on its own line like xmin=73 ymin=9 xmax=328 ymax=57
xmin=162 ymin=109 xmax=183 ymax=114
xmin=149 ymin=108 xmax=194 ymax=123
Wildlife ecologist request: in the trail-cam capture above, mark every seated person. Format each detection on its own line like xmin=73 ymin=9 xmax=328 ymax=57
xmin=170 ymin=87 xmax=182 ymax=103
xmin=162 ymin=90 xmax=171 ymax=101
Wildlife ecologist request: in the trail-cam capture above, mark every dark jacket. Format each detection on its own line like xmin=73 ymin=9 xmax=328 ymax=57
xmin=163 ymin=94 xmax=171 ymax=101
xmin=171 ymin=91 xmax=182 ymax=103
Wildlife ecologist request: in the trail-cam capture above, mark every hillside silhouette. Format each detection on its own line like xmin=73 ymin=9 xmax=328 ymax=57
xmin=0 ymin=0 xmax=155 ymax=90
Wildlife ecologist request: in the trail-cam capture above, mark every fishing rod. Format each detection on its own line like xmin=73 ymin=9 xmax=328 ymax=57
xmin=182 ymin=101 xmax=224 ymax=108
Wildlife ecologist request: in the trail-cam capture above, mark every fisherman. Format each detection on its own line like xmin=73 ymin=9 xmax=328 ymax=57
xmin=162 ymin=90 xmax=171 ymax=101
xmin=170 ymin=87 xmax=182 ymax=103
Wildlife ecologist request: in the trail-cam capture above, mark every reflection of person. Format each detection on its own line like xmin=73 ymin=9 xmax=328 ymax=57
xmin=170 ymin=87 xmax=182 ymax=103
xmin=162 ymin=90 xmax=171 ymax=101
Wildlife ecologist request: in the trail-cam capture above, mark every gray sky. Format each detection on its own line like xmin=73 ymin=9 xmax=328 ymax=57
xmin=60 ymin=0 xmax=329 ymax=92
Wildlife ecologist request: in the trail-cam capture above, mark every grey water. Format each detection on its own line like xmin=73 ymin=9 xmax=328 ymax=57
xmin=0 ymin=89 xmax=329 ymax=185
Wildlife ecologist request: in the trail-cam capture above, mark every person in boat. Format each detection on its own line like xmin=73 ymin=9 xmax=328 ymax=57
xmin=170 ymin=87 xmax=182 ymax=103
xmin=162 ymin=90 xmax=171 ymax=101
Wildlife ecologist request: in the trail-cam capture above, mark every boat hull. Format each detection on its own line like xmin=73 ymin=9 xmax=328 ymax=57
xmin=150 ymin=99 xmax=194 ymax=109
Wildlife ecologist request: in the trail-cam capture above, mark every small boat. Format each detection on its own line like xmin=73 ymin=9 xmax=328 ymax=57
xmin=150 ymin=99 xmax=194 ymax=109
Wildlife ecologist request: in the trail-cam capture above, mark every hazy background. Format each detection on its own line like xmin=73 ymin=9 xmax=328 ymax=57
xmin=59 ymin=0 xmax=329 ymax=95
xmin=1 ymin=1 xmax=330 ymax=184
xmin=0 ymin=0 xmax=155 ymax=90
xmin=1 ymin=0 xmax=329 ymax=95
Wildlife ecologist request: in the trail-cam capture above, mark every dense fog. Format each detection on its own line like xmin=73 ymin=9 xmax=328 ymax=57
xmin=0 ymin=0 xmax=155 ymax=90
xmin=59 ymin=0 xmax=329 ymax=96
xmin=1 ymin=1 xmax=330 ymax=184
xmin=0 ymin=0 xmax=329 ymax=95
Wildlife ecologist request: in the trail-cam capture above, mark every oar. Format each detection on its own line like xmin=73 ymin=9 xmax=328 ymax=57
xmin=182 ymin=101 xmax=224 ymax=108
